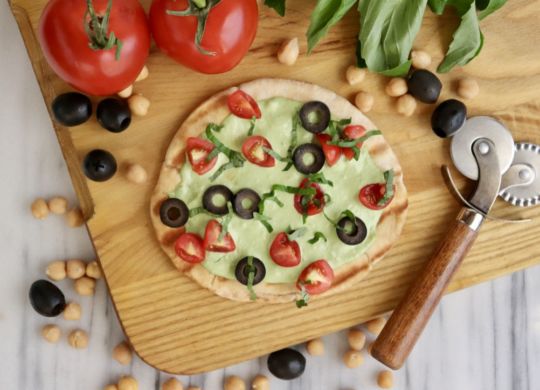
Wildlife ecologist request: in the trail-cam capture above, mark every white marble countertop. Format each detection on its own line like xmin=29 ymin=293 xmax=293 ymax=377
xmin=1 ymin=3 xmax=539 ymax=389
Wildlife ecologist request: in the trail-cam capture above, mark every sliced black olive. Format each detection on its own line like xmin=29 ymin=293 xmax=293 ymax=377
xmin=52 ymin=92 xmax=92 ymax=127
xmin=268 ymin=348 xmax=306 ymax=380
xmin=29 ymin=280 xmax=66 ymax=317
xmin=299 ymin=101 xmax=331 ymax=134
xmin=96 ymin=98 xmax=131 ymax=133
xmin=160 ymin=198 xmax=189 ymax=228
xmin=83 ymin=149 xmax=117 ymax=182
xmin=407 ymin=69 xmax=442 ymax=104
xmin=336 ymin=215 xmax=367 ymax=245
xmin=293 ymin=143 xmax=325 ymax=174
xmin=431 ymin=99 xmax=467 ymax=138
xmin=235 ymin=257 xmax=266 ymax=285
xmin=203 ymin=185 xmax=233 ymax=215
xmin=233 ymin=189 xmax=261 ymax=220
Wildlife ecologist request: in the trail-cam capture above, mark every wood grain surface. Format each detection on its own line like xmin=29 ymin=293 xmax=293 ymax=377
xmin=9 ymin=0 xmax=540 ymax=374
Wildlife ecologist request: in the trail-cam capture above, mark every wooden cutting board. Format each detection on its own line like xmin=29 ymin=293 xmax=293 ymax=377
xmin=10 ymin=0 xmax=540 ymax=374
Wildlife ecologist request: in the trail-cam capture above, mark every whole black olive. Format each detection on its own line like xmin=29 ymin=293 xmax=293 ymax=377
xmin=267 ymin=348 xmax=306 ymax=380
xmin=160 ymin=198 xmax=189 ymax=228
xmin=431 ymin=99 xmax=467 ymax=138
xmin=336 ymin=215 xmax=367 ymax=245
xmin=235 ymin=257 xmax=266 ymax=285
xmin=233 ymin=189 xmax=261 ymax=220
xmin=97 ymin=98 xmax=131 ymax=133
xmin=52 ymin=92 xmax=92 ymax=127
xmin=292 ymin=143 xmax=325 ymax=175
xmin=407 ymin=69 xmax=442 ymax=104
xmin=29 ymin=280 xmax=66 ymax=317
xmin=299 ymin=101 xmax=331 ymax=134
xmin=203 ymin=185 xmax=234 ymax=215
xmin=83 ymin=149 xmax=117 ymax=182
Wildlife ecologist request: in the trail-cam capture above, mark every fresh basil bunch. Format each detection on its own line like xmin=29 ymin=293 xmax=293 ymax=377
xmin=265 ymin=0 xmax=507 ymax=75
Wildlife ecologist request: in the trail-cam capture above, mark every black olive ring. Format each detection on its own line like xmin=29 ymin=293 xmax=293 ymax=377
xmin=336 ymin=215 xmax=368 ymax=246
xmin=235 ymin=257 xmax=266 ymax=285
xmin=202 ymin=185 xmax=234 ymax=215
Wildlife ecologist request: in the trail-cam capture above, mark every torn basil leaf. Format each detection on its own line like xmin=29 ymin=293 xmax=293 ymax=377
xmin=308 ymin=232 xmax=328 ymax=244
xmin=264 ymin=0 xmax=286 ymax=16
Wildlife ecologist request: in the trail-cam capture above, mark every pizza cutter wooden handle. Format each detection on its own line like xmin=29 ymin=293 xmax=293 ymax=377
xmin=371 ymin=208 xmax=483 ymax=370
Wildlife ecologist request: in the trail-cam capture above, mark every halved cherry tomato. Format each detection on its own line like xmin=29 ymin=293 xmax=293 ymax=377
xmin=175 ymin=233 xmax=206 ymax=263
xmin=228 ymin=90 xmax=262 ymax=119
xmin=203 ymin=220 xmax=236 ymax=253
xmin=359 ymin=183 xmax=395 ymax=210
xmin=294 ymin=179 xmax=326 ymax=216
xmin=342 ymin=125 xmax=366 ymax=160
xmin=296 ymin=259 xmax=334 ymax=295
xmin=242 ymin=136 xmax=275 ymax=167
xmin=270 ymin=232 xmax=301 ymax=267
xmin=186 ymin=137 xmax=217 ymax=175
xmin=316 ymin=134 xmax=342 ymax=166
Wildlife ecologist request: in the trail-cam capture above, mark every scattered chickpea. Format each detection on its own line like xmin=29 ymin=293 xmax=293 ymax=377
xmin=396 ymin=94 xmax=417 ymax=117
xmin=86 ymin=261 xmax=102 ymax=279
xmin=41 ymin=324 xmax=61 ymax=343
xmin=365 ymin=317 xmax=387 ymax=335
xmin=343 ymin=349 xmax=364 ymax=368
xmin=224 ymin=376 xmax=246 ymax=390
xmin=118 ymin=85 xmax=134 ymax=98
xmin=306 ymin=338 xmax=325 ymax=356
xmin=377 ymin=370 xmax=394 ymax=389
xmin=354 ymin=91 xmax=374 ymax=113
xmin=48 ymin=196 xmax=68 ymax=215
xmin=347 ymin=329 xmax=366 ymax=351
xmin=66 ymin=207 xmax=84 ymax=228
xmin=345 ymin=65 xmax=367 ymax=85
xmin=67 ymin=329 xmax=89 ymax=349
xmin=385 ymin=78 xmax=408 ymax=97
xmin=457 ymin=78 xmax=480 ymax=99
xmin=135 ymin=65 xmax=149 ymax=82
xmin=113 ymin=341 xmax=133 ymax=365
xmin=46 ymin=260 xmax=67 ymax=281
xmin=251 ymin=375 xmax=269 ymax=390
xmin=410 ymin=50 xmax=432 ymax=69
xmin=163 ymin=378 xmax=184 ymax=390
xmin=63 ymin=302 xmax=82 ymax=321
xmin=277 ymin=37 xmax=299 ymax=66
xmin=118 ymin=376 xmax=139 ymax=390
xmin=31 ymin=198 xmax=49 ymax=220
xmin=104 ymin=385 xmax=118 ymax=390
xmin=67 ymin=259 xmax=87 ymax=279
xmin=128 ymin=94 xmax=151 ymax=117
xmin=126 ymin=163 xmax=148 ymax=185
xmin=74 ymin=276 xmax=96 ymax=296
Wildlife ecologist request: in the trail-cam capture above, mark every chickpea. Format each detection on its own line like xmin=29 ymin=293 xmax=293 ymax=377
xmin=343 ymin=349 xmax=364 ymax=368
xmin=377 ymin=370 xmax=394 ymax=389
xmin=224 ymin=376 xmax=246 ymax=390
xmin=410 ymin=50 xmax=432 ymax=69
xmin=457 ymin=78 xmax=479 ymax=99
xmin=31 ymin=198 xmax=49 ymax=220
xmin=347 ymin=329 xmax=366 ymax=351
xmin=41 ymin=324 xmax=61 ymax=343
xmin=135 ymin=65 xmax=149 ymax=82
xmin=128 ymin=94 xmax=151 ymax=117
xmin=74 ymin=276 xmax=96 ymax=296
xmin=63 ymin=302 xmax=82 ymax=321
xmin=104 ymin=385 xmax=118 ymax=390
xmin=126 ymin=164 xmax=148 ymax=184
xmin=48 ymin=196 xmax=68 ymax=215
xmin=345 ymin=65 xmax=366 ymax=85
xmin=396 ymin=94 xmax=417 ymax=117
xmin=385 ymin=78 xmax=408 ymax=97
xmin=354 ymin=91 xmax=374 ymax=113
xmin=113 ymin=341 xmax=133 ymax=365
xmin=86 ymin=261 xmax=102 ymax=279
xmin=66 ymin=207 xmax=84 ymax=228
xmin=163 ymin=378 xmax=183 ymax=390
xmin=68 ymin=329 xmax=89 ymax=349
xmin=118 ymin=85 xmax=134 ymax=98
xmin=306 ymin=338 xmax=324 ymax=356
xmin=277 ymin=37 xmax=299 ymax=66
xmin=67 ymin=259 xmax=87 ymax=279
xmin=46 ymin=260 xmax=67 ymax=281
xmin=251 ymin=375 xmax=269 ymax=390
xmin=365 ymin=317 xmax=386 ymax=335
xmin=118 ymin=376 xmax=139 ymax=390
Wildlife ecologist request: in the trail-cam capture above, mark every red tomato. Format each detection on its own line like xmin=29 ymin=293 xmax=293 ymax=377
xmin=316 ymin=134 xmax=342 ymax=166
xmin=342 ymin=125 xmax=366 ymax=160
xmin=149 ymin=0 xmax=259 ymax=74
xmin=294 ymin=179 xmax=326 ymax=216
xmin=296 ymin=260 xmax=334 ymax=295
xmin=228 ymin=90 xmax=262 ymax=119
xmin=242 ymin=136 xmax=275 ymax=167
xmin=186 ymin=137 xmax=218 ymax=175
xmin=39 ymin=0 xmax=150 ymax=96
xmin=270 ymin=232 xmax=301 ymax=267
xmin=203 ymin=220 xmax=236 ymax=253
xmin=175 ymin=233 xmax=206 ymax=263
xmin=359 ymin=183 xmax=395 ymax=210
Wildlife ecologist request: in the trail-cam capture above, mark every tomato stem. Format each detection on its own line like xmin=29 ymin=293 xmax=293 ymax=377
xmin=84 ymin=0 xmax=123 ymax=60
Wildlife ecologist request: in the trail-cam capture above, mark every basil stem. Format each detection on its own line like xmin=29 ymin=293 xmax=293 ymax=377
xmin=262 ymin=147 xmax=290 ymax=163
xmin=247 ymin=117 xmax=257 ymax=136
xmin=283 ymin=115 xmax=299 ymax=171
xmin=254 ymin=213 xmax=273 ymax=233
xmin=378 ymin=169 xmax=395 ymax=206
xmin=246 ymin=256 xmax=257 ymax=301
xmin=328 ymin=130 xmax=382 ymax=147
xmin=308 ymin=232 xmax=327 ymax=244
xmin=217 ymin=203 xmax=234 ymax=241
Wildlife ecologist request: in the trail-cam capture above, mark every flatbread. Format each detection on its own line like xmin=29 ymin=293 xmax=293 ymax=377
xmin=150 ymin=78 xmax=408 ymax=303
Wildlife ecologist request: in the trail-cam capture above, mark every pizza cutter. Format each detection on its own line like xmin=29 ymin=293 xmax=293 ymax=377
xmin=371 ymin=116 xmax=540 ymax=369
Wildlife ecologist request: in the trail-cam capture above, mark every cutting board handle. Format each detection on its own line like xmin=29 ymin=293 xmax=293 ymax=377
xmin=371 ymin=208 xmax=483 ymax=370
